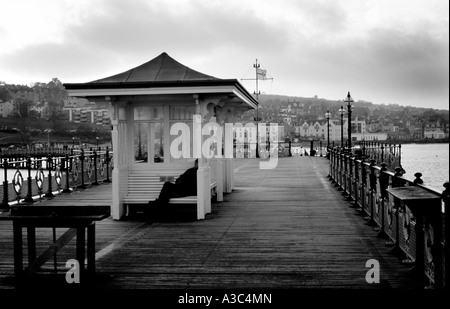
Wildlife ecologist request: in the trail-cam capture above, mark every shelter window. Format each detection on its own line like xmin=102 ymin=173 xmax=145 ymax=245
xmin=170 ymin=105 xmax=195 ymax=120
xmin=134 ymin=122 xmax=164 ymax=163
xmin=134 ymin=106 xmax=163 ymax=120
xmin=118 ymin=106 xmax=127 ymax=121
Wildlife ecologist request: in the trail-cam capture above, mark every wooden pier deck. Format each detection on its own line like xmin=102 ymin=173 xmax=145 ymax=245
xmin=0 ymin=157 xmax=424 ymax=290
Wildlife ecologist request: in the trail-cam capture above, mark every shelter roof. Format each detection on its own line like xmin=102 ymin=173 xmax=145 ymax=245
xmin=89 ymin=52 xmax=218 ymax=83
xmin=63 ymin=52 xmax=258 ymax=108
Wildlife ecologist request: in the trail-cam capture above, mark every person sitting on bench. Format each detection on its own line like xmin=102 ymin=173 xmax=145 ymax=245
xmin=149 ymin=159 xmax=198 ymax=209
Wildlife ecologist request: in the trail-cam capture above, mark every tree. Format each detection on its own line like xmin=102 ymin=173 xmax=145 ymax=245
xmin=42 ymin=101 xmax=62 ymax=122
xmin=0 ymin=82 xmax=10 ymax=102
xmin=14 ymin=97 xmax=31 ymax=118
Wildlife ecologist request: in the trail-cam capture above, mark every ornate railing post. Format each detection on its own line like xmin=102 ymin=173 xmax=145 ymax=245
xmin=413 ymin=173 xmax=423 ymax=185
xmin=351 ymin=155 xmax=359 ymax=207
xmin=366 ymin=159 xmax=377 ymax=226
xmin=1 ymin=159 xmax=10 ymax=210
xmin=62 ymin=155 xmax=71 ymax=193
xmin=79 ymin=148 xmax=86 ymax=189
xmin=92 ymin=150 xmax=99 ymax=185
xmin=338 ymin=150 xmax=344 ymax=191
xmin=333 ymin=148 xmax=338 ymax=182
xmin=392 ymin=167 xmax=405 ymax=188
xmin=343 ymin=150 xmax=350 ymax=195
xmin=377 ymin=163 xmax=389 ymax=239
xmin=347 ymin=152 xmax=354 ymax=202
xmin=340 ymin=148 xmax=345 ymax=189
xmin=388 ymin=167 xmax=405 ymax=255
xmin=332 ymin=148 xmax=338 ymax=185
xmin=356 ymin=156 xmax=366 ymax=215
xmin=24 ymin=157 xmax=34 ymax=203
xmin=336 ymin=148 xmax=341 ymax=188
xmin=443 ymin=182 xmax=449 ymax=289
xmin=44 ymin=154 xmax=54 ymax=198
xmin=341 ymin=150 xmax=346 ymax=192
xmin=334 ymin=149 xmax=339 ymax=185
xmin=103 ymin=146 xmax=111 ymax=183
xmin=328 ymin=148 xmax=333 ymax=180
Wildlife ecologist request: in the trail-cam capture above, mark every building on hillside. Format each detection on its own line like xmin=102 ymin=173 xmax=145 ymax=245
xmin=28 ymin=101 xmax=47 ymax=117
xmin=424 ymin=122 xmax=446 ymax=139
xmin=64 ymin=97 xmax=91 ymax=108
xmin=352 ymin=132 xmax=387 ymax=141
xmin=63 ymin=107 xmax=111 ymax=125
xmin=351 ymin=117 xmax=367 ymax=134
xmin=297 ymin=118 xmax=349 ymax=142
xmin=0 ymin=101 xmax=18 ymax=117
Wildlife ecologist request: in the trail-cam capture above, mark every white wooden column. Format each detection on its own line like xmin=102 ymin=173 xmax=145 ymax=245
xmin=216 ymin=158 xmax=223 ymax=202
xmin=194 ymin=94 xmax=208 ymax=219
xmin=110 ymin=102 xmax=133 ymax=220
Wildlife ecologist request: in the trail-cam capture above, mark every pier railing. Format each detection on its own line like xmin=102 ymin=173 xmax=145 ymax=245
xmin=233 ymin=141 xmax=329 ymax=158
xmin=358 ymin=141 xmax=402 ymax=171
xmin=0 ymin=147 xmax=113 ymax=209
xmin=329 ymin=147 xmax=448 ymax=289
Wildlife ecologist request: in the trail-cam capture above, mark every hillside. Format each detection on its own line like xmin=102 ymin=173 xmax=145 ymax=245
xmin=256 ymin=93 xmax=447 ymax=113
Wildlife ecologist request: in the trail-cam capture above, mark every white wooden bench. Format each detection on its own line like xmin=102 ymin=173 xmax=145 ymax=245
xmin=124 ymin=163 xmax=217 ymax=216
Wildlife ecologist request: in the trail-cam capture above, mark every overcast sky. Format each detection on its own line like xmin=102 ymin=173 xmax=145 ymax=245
xmin=1 ymin=0 xmax=448 ymax=110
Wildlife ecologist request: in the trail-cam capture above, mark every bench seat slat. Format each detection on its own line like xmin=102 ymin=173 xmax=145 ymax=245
xmin=124 ymin=166 xmax=217 ymax=210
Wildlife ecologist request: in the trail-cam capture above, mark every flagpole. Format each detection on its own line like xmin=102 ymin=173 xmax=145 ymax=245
xmin=254 ymin=59 xmax=260 ymax=158
xmin=241 ymin=59 xmax=273 ymax=159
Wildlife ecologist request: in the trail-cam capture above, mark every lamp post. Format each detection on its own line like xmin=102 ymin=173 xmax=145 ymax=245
xmin=325 ymin=110 xmax=331 ymax=150
xmin=44 ymin=128 xmax=52 ymax=148
xmin=338 ymin=105 xmax=345 ymax=148
xmin=96 ymin=136 xmax=99 ymax=147
xmin=72 ymin=137 xmax=75 ymax=148
xmin=344 ymin=91 xmax=354 ymax=149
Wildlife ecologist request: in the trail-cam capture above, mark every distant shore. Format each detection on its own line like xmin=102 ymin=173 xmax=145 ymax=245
xmin=382 ymin=139 xmax=449 ymax=145
xmin=292 ymin=138 xmax=449 ymax=145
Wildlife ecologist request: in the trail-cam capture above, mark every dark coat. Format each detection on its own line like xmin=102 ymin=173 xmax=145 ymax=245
xmin=175 ymin=166 xmax=198 ymax=195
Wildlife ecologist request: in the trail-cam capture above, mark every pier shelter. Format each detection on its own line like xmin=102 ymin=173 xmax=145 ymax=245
xmin=64 ymin=52 xmax=258 ymax=220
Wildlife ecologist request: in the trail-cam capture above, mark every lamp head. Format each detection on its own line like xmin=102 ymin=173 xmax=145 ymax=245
xmin=344 ymin=91 xmax=354 ymax=103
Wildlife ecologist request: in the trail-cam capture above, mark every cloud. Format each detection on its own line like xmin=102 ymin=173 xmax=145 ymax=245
xmin=61 ymin=0 xmax=290 ymax=58
xmin=0 ymin=0 xmax=448 ymax=109
xmin=1 ymin=0 xmax=296 ymax=83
